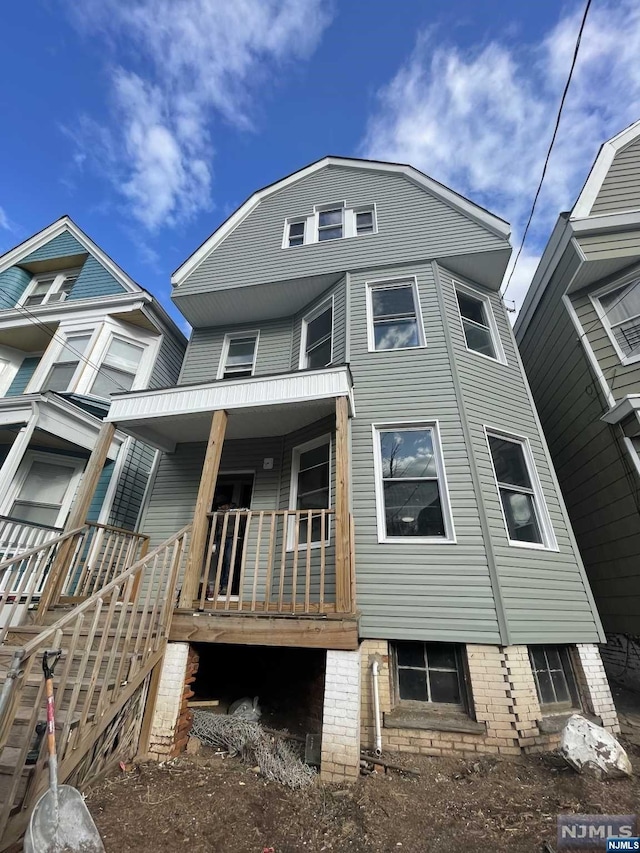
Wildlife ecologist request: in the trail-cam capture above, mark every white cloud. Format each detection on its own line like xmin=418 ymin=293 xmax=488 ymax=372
xmin=362 ymin=0 xmax=640 ymax=311
xmin=68 ymin=0 xmax=331 ymax=230
xmin=0 ymin=207 xmax=9 ymax=231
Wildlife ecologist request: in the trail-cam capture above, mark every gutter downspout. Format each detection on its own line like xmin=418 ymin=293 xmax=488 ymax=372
xmin=371 ymin=659 xmax=382 ymax=756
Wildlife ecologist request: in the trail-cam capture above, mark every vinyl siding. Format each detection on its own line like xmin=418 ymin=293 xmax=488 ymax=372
xmin=438 ymin=264 xmax=601 ymax=644
xmin=347 ymin=261 xmax=501 ymax=644
xmin=179 ymin=317 xmax=294 ymax=384
xmin=22 ymin=232 xmax=87 ymax=263
xmin=178 ymin=165 xmax=507 ymax=297
xmin=591 ymin=136 xmax=640 ymax=215
xmin=291 ymin=278 xmax=347 ymax=369
xmin=5 ymin=357 xmax=40 ymax=397
xmin=87 ymin=461 xmax=115 ymax=522
xmin=149 ymin=333 xmax=185 ymax=389
xmin=110 ymin=440 xmax=156 ymax=530
xmin=517 ymin=263 xmax=640 ymax=634
xmin=0 ymin=267 xmax=32 ymax=309
xmin=68 ymin=256 xmax=127 ymax=301
xmin=578 ymin=230 xmax=640 ymax=263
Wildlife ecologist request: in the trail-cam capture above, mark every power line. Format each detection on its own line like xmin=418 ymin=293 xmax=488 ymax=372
xmin=502 ymin=0 xmax=593 ymax=299
xmin=0 ymin=285 xmax=136 ymax=395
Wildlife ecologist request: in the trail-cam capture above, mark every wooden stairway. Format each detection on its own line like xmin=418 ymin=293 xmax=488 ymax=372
xmin=0 ymin=523 xmax=190 ymax=850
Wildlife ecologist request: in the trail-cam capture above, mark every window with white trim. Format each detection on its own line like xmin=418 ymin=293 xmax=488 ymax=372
xmin=42 ymin=333 xmax=92 ymax=393
xmin=367 ymin=280 xmax=425 ymax=351
xmin=287 ymin=220 xmax=305 ymax=247
xmin=6 ymin=453 xmax=84 ymax=528
xmin=218 ymin=333 xmax=258 ymax=379
xmin=393 ymin=642 xmax=467 ymax=707
xmin=283 ymin=204 xmax=376 ymax=246
xmin=301 ymin=302 xmax=333 ymax=369
xmin=529 ymin=646 xmax=580 ymax=711
xmin=355 ymin=208 xmax=375 ymax=235
xmin=20 ymin=269 xmax=81 ymax=308
xmin=317 ymin=208 xmax=343 ymax=242
xmin=486 ymin=431 xmax=554 ymax=548
xmin=374 ymin=424 xmax=453 ymax=541
xmin=455 ymin=285 xmax=504 ymax=362
xmin=289 ymin=435 xmax=331 ymax=546
xmin=594 ymin=279 xmax=640 ymax=361
xmin=90 ymin=337 xmax=144 ymax=397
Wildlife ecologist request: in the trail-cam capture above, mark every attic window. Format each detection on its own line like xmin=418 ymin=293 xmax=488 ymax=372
xmin=317 ymin=209 xmax=343 ymax=241
xmin=20 ymin=269 xmax=81 ymax=308
xmin=283 ymin=204 xmax=377 ymax=247
xmin=287 ymin=221 xmax=305 ymax=247
xmin=594 ymin=278 xmax=640 ymax=362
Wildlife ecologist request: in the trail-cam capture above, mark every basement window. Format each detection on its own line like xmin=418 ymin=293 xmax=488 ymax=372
xmin=529 ymin=645 xmax=580 ymax=712
xmin=393 ymin=641 xmax=466 ymax=707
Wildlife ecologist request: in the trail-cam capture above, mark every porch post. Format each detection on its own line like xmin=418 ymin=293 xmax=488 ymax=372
xmin=179 ymin=409 xmax=227 ymax=609
xmin=0 ymin=414 xmax=37 ymax=501
xmin=335 ymin=395 xmax=352 ymax=613
xmin=36 ymin=420 xmax=117 ymax=618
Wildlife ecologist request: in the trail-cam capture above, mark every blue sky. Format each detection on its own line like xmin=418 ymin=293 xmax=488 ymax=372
xmin=2 ymin=0 xmax=640 ymax=327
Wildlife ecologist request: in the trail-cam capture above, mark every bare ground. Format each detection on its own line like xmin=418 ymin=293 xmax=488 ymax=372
xmin=85 ymin=739 xmax=640 ymax=853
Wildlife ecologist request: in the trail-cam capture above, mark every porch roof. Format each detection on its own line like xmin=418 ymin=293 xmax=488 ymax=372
xmin=105 ymin=364 xmax=353 ymax=451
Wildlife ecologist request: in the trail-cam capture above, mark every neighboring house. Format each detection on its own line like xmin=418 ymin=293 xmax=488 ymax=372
xmin=516 ymin=119 xmax=640 ymax=694
xmin=101 ymin=156 xmax=617 ymax=782
xmin=0 ymin=216 xmax=186 ymax=553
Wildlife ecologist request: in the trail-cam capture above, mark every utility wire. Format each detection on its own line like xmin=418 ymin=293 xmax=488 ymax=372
xmin=502 ymin=0 xmax=593 ymax=299
xmin=0 ymin=285 xmax=136 ymax=395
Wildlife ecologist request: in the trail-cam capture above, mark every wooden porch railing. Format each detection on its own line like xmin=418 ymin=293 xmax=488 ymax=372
xmin=0 ymin=524 xmax=190 ymax=847
xmin=0 ymin=517 xmax=62 ymax=565
xmin=193 ymin=509 xmax=353 ymax=615
xmin=0 ymin=522 xmax=150 ymax=642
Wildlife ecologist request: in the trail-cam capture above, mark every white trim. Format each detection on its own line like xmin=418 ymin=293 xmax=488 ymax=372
xmin=299 ymin=296 xmax=334 ymax=370
xmin=590 ymin=276 xmax=640 ymax=365
xmin=562 ymin=294 xmax=616 ymax=408
xmin=624 ymin=434 xmax=640 ymax=479
xmin=97 ymin=435 xmax=131 ymax=525
xmin=2 ymin=450 xmax=86 ymax=527
xmin=172 ymin=157 xmax=510 ymax=285
xmin=484 ymin=426 xmax=558 ymax=552
xmin=282 ymin=216 xmax=308 ymax=249
xmin=371 ymin=420 xmax=456 ymax=545
xmin=453 ymin=280 xmax=507 ymax=365
xmin=283 ymin=202 xmax=378 ymax=248
xmin=216 ymin=331 xmax=260 ymax=380
xmin=573 ymin=119 xmax=640 ymax=219
xmin=287 ymin=433 xmax=332 ymax=550
xmin=601 ymin=394 xmax=640 ymax=424
xmin=17 ymin=267 xmax=83 ymax=309
xmin=365 ymin=276 xmax=427 ymax=353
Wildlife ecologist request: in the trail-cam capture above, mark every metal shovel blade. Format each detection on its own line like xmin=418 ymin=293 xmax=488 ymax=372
xmin=23 ymin=784 xmax=105 ymax=853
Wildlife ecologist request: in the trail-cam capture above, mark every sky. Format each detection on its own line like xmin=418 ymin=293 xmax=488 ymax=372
xmin=2 ymin=0 xmax=640 ymax=330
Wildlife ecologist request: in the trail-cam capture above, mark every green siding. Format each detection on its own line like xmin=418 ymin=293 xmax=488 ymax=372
xmin=0 ymin=267 xmax=32 ymax=309
xmin=5 ymin=357 xmax=40 ymax=396
xmin=149 ymin=334 xmax=186 ymax=389
xmin=68 ymin=256 xmax=126 ymax=301
xmin=22 ymin=232 xmax=86 ymax=263
xmin=592 ymin=136 xmax=640 ymax=215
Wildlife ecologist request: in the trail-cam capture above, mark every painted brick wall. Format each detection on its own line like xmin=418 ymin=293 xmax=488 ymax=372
xmin=574 ymin=644 xmax=620 ymax=734
xmin=321 ymin=649 xmax=361 ymax=783
xmin=147 ymin=642 xmax=190 ymax=761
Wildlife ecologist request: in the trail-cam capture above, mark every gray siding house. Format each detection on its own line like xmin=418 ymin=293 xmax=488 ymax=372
xmin=104 ymin=157 xmax=617 ymax=780
xmin=516 ymin=119 xmax=640 ymax=693
xmin=0 ymin=216 xmax=186 ymax=553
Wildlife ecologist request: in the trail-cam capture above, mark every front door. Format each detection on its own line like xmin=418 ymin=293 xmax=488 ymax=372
xmin=209 ymin=473 xmax=254 ymax=597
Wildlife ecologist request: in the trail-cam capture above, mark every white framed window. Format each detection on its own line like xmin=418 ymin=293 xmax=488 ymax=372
xmin=90 ymin=337 xmax=144 ymax=397
xmin=485 ymin=428 xmax=557 ymax=550
xmin=591 ymin=277 xmax=640 ymax=364
xmin=217 ymin=332 xmax=259 ymax=379
xmin=3 ymin=452 xmax=84 ymax=528
xmin=372 ymin=422 xmax=455 ymax=543
xmin=366 ymin=277 xmax=426 ymax=352
xmin=454 ymin=282 xmax=506 ymax=364
xmin=42 ymin=332 xmax=93 ymax=393
xmin=288 ymin=434 xmax=331 ymax=549
xmin=18 ymin=269 xmax=81 ymax=308
xmin=282 ymin=202 xmax=377 ymax=246
xmin=299 ymin=299 xmax=333 ymax=370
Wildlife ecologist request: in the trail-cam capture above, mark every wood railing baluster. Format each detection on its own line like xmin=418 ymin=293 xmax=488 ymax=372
xmin=305 ymin=510 xmax=312 ymax=614
xmin=237 ymin=511 xmax=251 ymax=611
xmin=250 ymin=512 xmax=263 ymax=612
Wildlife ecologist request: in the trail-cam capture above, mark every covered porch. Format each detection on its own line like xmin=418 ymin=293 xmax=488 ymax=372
xmin=105 ymin=365 xmax=358 ymax=650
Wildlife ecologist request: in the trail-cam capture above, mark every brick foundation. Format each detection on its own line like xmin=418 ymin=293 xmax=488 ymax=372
xmin=360 ymin=640 xmax=619 ymax=758
xmin=320 ymin=649 xmax=361 ymax=783
xmin=147 ymin=642 xmax=194 ymax=761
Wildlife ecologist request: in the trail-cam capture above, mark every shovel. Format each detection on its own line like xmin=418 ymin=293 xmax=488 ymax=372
xmin=24 ymin=649 xmax=105 ymax=853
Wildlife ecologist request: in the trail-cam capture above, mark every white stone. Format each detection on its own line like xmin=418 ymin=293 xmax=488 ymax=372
xmin=560 ymin=714 xmax=632 ymax=780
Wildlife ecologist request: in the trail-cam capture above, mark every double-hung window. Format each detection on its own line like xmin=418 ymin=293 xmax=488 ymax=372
xmin=394 ymin=642 xmax=466 ymax=706
xmin=355 ymin=208 xmax=375 ymax=235
xmin=317 ymin=208 xmax=343 ymax=241
xmin=455 ymin=284 xmax=505 ymax=362
xmin=486 ymin=430 xmax=555 ymax=548
xmin=301 ymin=302 xmax=333 ymax=369
xmin=290 ymin=435 xmax=331 ymax=546
xmin=20 ymin=270 xmax=80 ymax=308
xmin=374 ymin=423 xmax=453 ymax=541
xmin=594 ymin=278 xmax=640 ymax=362
xmin=219 ymin=333 xmax=258 ymax=379
xmin=367 ymin=279 xmax=425 ymax=351
xmin=529 ymin=646 xmax=580 ymax=711
xmin=90 ymin=338 xmax=143 ymax=397
xmin=287 ymin=220 xmax=305 ymax=247
xmin=42 ymin=333 xmax=92 ymax=393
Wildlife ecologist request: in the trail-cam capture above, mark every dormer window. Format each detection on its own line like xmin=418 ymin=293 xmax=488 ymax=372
xmin=19 ymin=269 xmax=81 ymax=308
xmin=283 ymin=204 xmax=376 ymax=247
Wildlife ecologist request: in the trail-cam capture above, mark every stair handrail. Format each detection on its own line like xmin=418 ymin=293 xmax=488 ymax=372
xmin=0 ymin=527 xmax=86 ymax=572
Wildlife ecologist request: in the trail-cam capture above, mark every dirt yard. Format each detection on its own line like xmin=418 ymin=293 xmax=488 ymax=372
xmin=85 ymin=737 xmax=640 ymax=853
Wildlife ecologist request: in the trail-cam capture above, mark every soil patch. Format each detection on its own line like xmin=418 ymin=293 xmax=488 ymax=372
xmin=86 ymin=742 xmax=640 ymax=853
